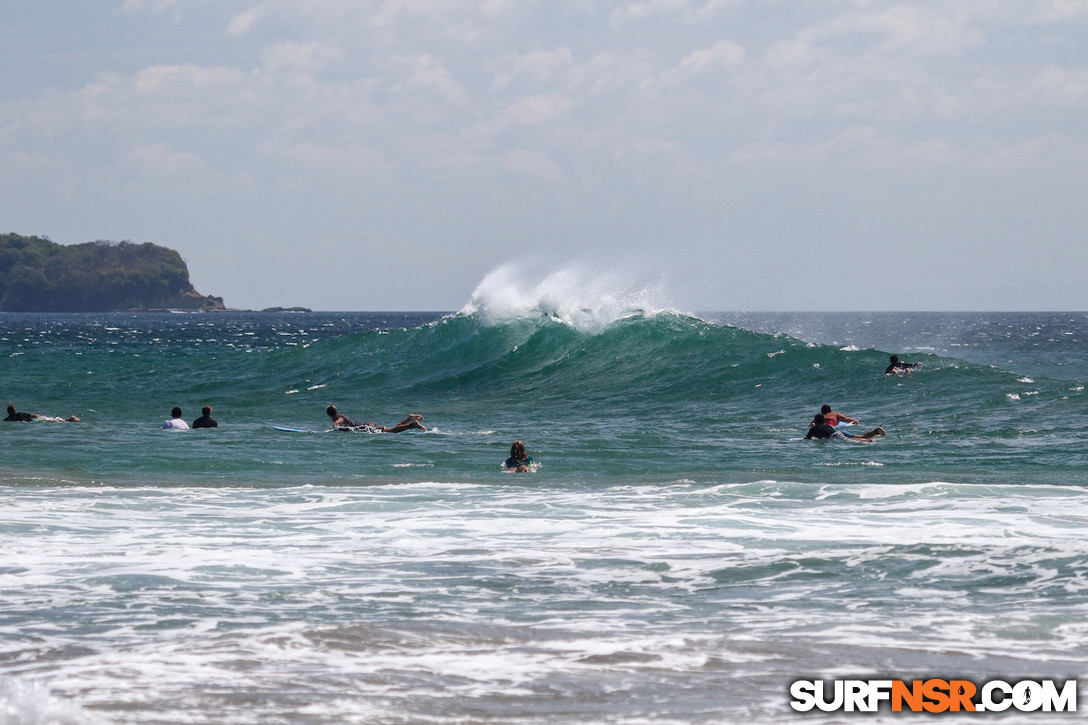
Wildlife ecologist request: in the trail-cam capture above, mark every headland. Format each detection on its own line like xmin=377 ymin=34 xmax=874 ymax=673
xmin=1 ymin=233 xmax=226 ymax=312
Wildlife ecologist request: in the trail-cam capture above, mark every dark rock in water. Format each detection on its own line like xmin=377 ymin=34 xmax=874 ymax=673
xmin=0 ymin=233 xmax=227 ymax=312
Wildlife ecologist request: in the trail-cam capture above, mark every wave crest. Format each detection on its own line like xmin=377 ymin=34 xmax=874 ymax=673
xmin=457 ymin=263 xmax=681 ymax=333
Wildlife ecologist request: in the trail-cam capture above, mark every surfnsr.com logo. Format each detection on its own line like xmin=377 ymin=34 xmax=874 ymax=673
xmin=790 ymin=679 xmax=1077 ymax=713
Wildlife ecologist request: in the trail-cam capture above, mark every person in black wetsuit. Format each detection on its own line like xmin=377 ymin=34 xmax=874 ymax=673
xmin=192 ymin=405 xmax=218 ymax=428
xmin=4 ymin=404 xmax=79 ymax=422
xmin=4 ymin=404 xmax=35 ymax=422
xmin=885 ymin=354 xmax=921 ymax=375
xmin=325 ymin=404 xmax=426 ymax=433
xmin=504 ymin=440 xmax=533 ymax=472
xmin=805 ymin=414 xmax=885 ymax=442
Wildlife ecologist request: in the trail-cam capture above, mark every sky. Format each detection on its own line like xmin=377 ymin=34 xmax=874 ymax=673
xmin=1 ymin=1 xmax=1087 ymax=312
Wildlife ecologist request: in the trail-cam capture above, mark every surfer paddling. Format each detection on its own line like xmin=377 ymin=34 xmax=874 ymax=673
xmin=4 ymin=404 xmax=79 ymax=422
xmin=885 ymin=354 xmax=921 ymax=375
xmin=813 ymin=404 xmax=858 ymax=427
xmin=504 ymin=440 xmax=534 ymax=472
xmin=325 ymin=405 xmax=426 ymax=433
xmin=805 ymin=414 xmax=885 ymax=442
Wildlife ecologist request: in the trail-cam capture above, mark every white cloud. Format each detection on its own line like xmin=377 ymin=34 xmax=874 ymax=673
xmin=610 ymin=0 xmax=692 ymax=24
xmin=479 ymin=0 xmax=520 ymax=16
xmin=1031 ymin=65 xmax=1088 ymax=106
xmin=132 ymin=64 xmax=249 ymax=95
xmin=565 ymin=51 xmax=658 ymax=98
xmin=227 ymin=6 xmax=267 ymax=37
xmin=261 ymin=41 xmax=343 ymax=75
xmin=491 ymin=48 xmax=577 ymax=92
xmin=120 ymin=0 xmax=179 ymax=13
xmin=403 ymin=54 xmax=470 ymax=106
xmin=499 ymin=94 xmax=572 ymax=126
xmin=815 ymin=4 xmax=985 ymax=58
xmin=471 ymin=94 xmax=574 ymax=140
xmin=608 ymin=0 xmax=744 ymax=25
xmin=696 ymin=0 xmax=742 ymax=18
xmin=1040 ymin=0 xmax=1088 ymax=22
xmin=367 ymin=0 xmax=498 ymax=34
xmin=99 ymin=64 xmax=261 ymax=131
xmin=674 ymin=40 xmax=745 ymax=76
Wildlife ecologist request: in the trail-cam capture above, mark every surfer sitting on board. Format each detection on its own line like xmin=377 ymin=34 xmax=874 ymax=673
xmin=504 ymin=440 xmax=533 ymax=472
xmin=163 ymin=407 xmax=190 ymax=430
xmin=4 ymin=404 xmax=79 ymax=422
xmin=325 ymin=405 xmax=426 ymax=433
xmin=192 ymin=405 xmax=218 ymax=429
xmin=805 ymin=414 xmax=885 ymax=442
xmin=885 ymin=354 xmax=921 ymax=375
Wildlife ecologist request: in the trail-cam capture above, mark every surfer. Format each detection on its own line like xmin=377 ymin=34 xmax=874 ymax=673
xmin=325 ymin=405 xmax=426 ymax=433
xmin=814 ymin=404 xmax=858 ymax=427
xmin=885 ymin=354 xmax=921 ymax=375
xmin=504 ymin=440 xmax=533 ymax=472
xmin=162 ymin=407 xmax=190 ymax=430
xmin=4 ymin=404 xmax=79 ymax=422
xmin=192 ymin=405 xmax=218 ymax=429
xmin=805 ymin=414 xmax=885 ymax=442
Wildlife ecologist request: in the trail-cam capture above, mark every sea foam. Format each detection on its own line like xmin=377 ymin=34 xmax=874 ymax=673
xmin=457 ymin=263 xmax=681 ymax=333
xmin=0 ymin=677 xmax=101 ymax=725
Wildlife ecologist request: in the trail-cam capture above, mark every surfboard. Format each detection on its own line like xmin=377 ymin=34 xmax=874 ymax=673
xmin=502 ymin=461 xmax=540 ymax=473
xmin=274 ymin=425 xmax=384 ymax=434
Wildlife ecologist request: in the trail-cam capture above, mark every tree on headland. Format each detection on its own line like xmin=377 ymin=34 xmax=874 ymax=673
xmin=0 ymin=233 xmax=225 ymax=312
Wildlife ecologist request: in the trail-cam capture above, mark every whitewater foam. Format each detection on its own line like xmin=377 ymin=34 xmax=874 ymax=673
xmin=457 ymin=263 xmax=681 ymax=333
xmin=0 ymin=677 xmax=101 ymax=725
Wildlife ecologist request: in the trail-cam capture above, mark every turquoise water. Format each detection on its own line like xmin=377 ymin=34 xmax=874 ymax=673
xmin=2 ymin=299 xmax=1087 ymax=723
xmin=3 ymin=309 xmax=1086 ymax=487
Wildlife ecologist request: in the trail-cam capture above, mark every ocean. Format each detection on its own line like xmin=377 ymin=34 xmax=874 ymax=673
xmin=2 ymin=280 xmax=1087 ymax=723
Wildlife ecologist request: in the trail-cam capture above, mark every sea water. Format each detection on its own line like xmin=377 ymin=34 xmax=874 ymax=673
xmin=1 ymin=275 xmax=1087 ymax=723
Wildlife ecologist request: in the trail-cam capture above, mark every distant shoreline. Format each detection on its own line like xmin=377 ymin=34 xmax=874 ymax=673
xmin=124 ymin=306 xmax=315 ymax=313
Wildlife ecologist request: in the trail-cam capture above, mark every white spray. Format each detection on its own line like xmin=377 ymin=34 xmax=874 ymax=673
xmin=457 ymin=263 xmax=682 ymax=334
